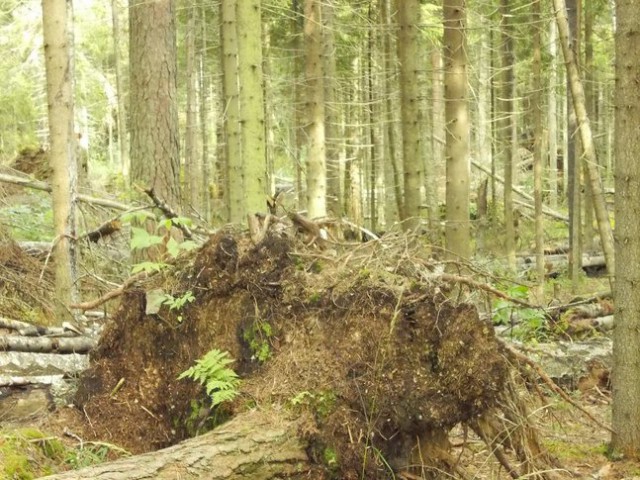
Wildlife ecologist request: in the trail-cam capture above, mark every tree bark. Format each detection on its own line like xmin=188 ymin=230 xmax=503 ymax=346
xmin=236 ymin=0 xmax=267 ymax=216
xmin=304 ymin=0 xmax=327 ymax=219
xmin=553 ymin=0 xmax=615 ymax=285
xmin=184 ymin=2 xmax=202 ymax=213
xmin=129 ymin=0 xmax=181 ymax=209
xmin=111 ymin=0 xmax=129 ymax=184
xmin=323 ymin=0 xmax=340 ymax=217
xmin=612 ymin=0 xmax=640 ymax=458
xmin=443 ymin=0 xmax=471 ymax=260
xmin=221 ymin=0 xmax=242 ymax=222
xmin=532 ymin=0 xmax=544 ymax=301
xmin=396 ymin=0 xmax=422 ymax=231
xmin=547 ymin=18 xmax=559 ymax=209
xmin=42 ymin=0 xmax=79 ymax=323
xmin=499 ymin=0 xmax=516 ymax=271
xmin=42 ymin=410 xmax=312 ymax=480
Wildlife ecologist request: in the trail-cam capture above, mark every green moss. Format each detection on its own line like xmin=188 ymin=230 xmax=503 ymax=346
xmin=543 ymin=438 xmax=607 ymax=461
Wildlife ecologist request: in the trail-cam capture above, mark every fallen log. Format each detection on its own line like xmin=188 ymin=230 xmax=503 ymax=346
xmin=42 ymin=409 xmax=314 ymax=480
xmin=0 ymin=316 xmax=67 ymax=336
xmin=0 ymin=335 xmax=95 ymax=353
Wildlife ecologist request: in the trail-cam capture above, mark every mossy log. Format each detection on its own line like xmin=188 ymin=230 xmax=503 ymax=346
xmin=42 ymin=409 xmax=315 ymax=480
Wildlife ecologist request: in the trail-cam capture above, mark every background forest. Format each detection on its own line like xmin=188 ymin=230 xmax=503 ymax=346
xmin=1 ymin=0 xmax=639 ymax=478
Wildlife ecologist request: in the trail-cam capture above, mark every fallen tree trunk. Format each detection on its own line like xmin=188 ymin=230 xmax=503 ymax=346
xmin=0 ymin=316 xmax=67 ymax=336
xmin=42 ymin=409 xmax=313 ymax=480
xmin=0 ymin=335 xmax=95 ymax=353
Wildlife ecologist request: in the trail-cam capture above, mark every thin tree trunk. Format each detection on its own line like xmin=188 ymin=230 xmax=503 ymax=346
xmin=236 ymin=0 xmax=267 ymax=215
xmin=323 ymin=0 xmax=340 ymax=217
xmin=303 ymin=0 xmax=327 ymax=219
xmin=500 ymin=0 xmax=516 ymax=271
xmin=547 ymin=19 xmax=558 ymax=209
xmin=566 ymin=0 xmax=582 ymax=292
xmin=443 ymin=0 xmax=471 ymax=260
xmin=42 ymin=0 xmax=79 ymax=323
xmin=553 ymin=0 xmax=615 ymax=285
xmin=380 ymin=0 xmax=401 ymax=225
xmin=199 ymin=5 xmax=211 ymax=222
xmin=221 ymin=0 xmax=242 ymax=222
xmin=396 ymin=0 xmax=422 ymax=231
xmin=111 ymin=0 xmax=129 ymax=185
xmin=582 ymin=3 xmax=595 ymax=252
xmin=184 ymin=2 xmax=201 ymax=213
xmin=532 ymin=0 xmax=544 ymax=302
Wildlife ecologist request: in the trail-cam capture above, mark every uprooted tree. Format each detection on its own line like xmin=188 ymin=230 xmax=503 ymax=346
xmin=44 ymin=228 xmax=564 ymax=479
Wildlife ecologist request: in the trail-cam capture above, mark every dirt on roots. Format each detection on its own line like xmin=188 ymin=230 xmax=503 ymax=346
xmin=73 ymin=231 xmax=517 ymax=478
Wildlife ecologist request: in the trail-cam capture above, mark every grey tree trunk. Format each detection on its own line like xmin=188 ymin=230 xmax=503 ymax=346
xmin=42 ymin=0 xmax=79 ymax=323
xmin=532 ymin=0 xmax=544 ymax=302
xmin=547 ymin=19 xmax=558 ymax=209
xmin=612 ymin=0 xmax=640 ymax=459
xmin=553 ymin=0 xmax=615 ymax=285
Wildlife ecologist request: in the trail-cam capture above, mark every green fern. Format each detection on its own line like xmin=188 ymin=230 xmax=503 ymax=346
xmin=178 ymin=349 xmax=240 ymax=407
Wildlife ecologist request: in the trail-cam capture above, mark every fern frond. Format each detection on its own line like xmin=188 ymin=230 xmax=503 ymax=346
xmin=179 ymin=349 xmax=241 ymax=407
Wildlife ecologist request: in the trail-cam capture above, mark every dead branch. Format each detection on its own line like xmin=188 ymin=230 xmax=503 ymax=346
xmin=504 ymin=344 xmax=613 ymax=433
xmin=0 ymin=335 xmax=95 ymax=353
xmin=70 ymin=272 xmax=146 ymax=312
xmin=82 ymin=219 xmax=123 ymax=243
xmin=141 ymin=187 xmax=193 ymax=240
xmin=0 ymin=316 xmax=66 ymax=336
xmin=0 ymin=172 xmax=142 ymax=211
xmin=440 ymin=273 xmax=539 ymax=309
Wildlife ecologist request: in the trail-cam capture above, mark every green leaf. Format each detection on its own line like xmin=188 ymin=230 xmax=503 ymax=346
xmin=130 ymin=227 xmax=164 ymax=250
xmin=131 ymin=261 xmax=169 ymax=274
xmin=166 ymin=237 xmax=180 ymax=259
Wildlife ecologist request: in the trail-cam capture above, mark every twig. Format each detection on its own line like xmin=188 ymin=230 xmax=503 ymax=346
xmin=140 ymin=186 xmax=193 ymax=239
xmin=439 ymin=273 xmax=539 ymax=309
xmin=69 ymin=272 xmax=145 ymax=311
xmin=505 ymin=344 xmax=614 ymax=433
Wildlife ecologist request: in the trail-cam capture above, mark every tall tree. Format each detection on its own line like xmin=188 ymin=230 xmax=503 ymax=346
xmin=443 ymin=0 xmax=471 ymax=260
xmin=396 ymin=0 xmax=422 ymax=231
xmin=129 ymin=0 xmax=180 ymax=207
xmin=612 ymin=0 xmax=640 ymax=458
xmin=220 ymin=0 xmax=242 ymax=222
xmin=323 ymin=0 xmax=340 ymax=217
xmin=111 ymin=0 xmax=129 ymax=185
xmin=42 ymin=0 xmax=79 ymax=322
xmin=553 ymin=0 xmax=615 ymax=283
xmin=304 ymin=0 xmax=326 ymax=219
xmin=532 ymin=0 xmax=544 ymax=301
xmin=548 ymin=18 xmax=559 ymax=209
xmin=499 ymin=0 xmax=517 ymax=271
xmin=236 ymin=0 xmax=267 ymax=215
xmin=184 ymin=2 xmax=202 ymax=213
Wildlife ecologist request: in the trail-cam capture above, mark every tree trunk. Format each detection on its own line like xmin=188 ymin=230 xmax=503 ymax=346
xmin=323 ymin=0 xmax=340 ymax=217
xmin=221 ymin=0 xmax=243 ymax=222
xmin=42 ymin=410 xmax=313 ymax=480
xmin=553 ymin=0 xmax=615 ymax=285
xmin=380 ymin=0 xmax=401 ymax=226
xmin=236 ymin=0 xmax=266 ymax=216
xmin=612 ymin=0 xmax=640 ymax=458
xmin=443 ymin=0 xmax=471 ymax=260
xmin=129 ymin=0 xmax=180 ymax=208
xmin=111 ymin=0 xmax=129 ymax=185
xmin=396 ymin=0 xmax=422 ymax=231
xmin=547 ymin=18 xmax=558 ymax=209
xmin=199 ymin=5 xmax=211 ymax=222
xmin=304 ymin=0 xmax=327 ymax=219
xmin=42 ymin=0 xmax=79 ymax=323
xmin=184 ymin=2 xmax=202 ymax=213
xmin=565 ymin=0 xmax=582 ymax=293
xmin=531 ymin=0 xmax=544 ymax=302
xmin=500 ymin=0 xmax=516 ymax=271
xmin=582 ymin=3 xmax=595 ymax=252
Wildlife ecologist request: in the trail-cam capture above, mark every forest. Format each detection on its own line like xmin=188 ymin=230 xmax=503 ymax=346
xmin=0 ymin=0 xmax=639 ymax=478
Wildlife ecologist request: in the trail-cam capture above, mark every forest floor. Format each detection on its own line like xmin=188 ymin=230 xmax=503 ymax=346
xmin=0 ymin=177 xmax=638 ymax=478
